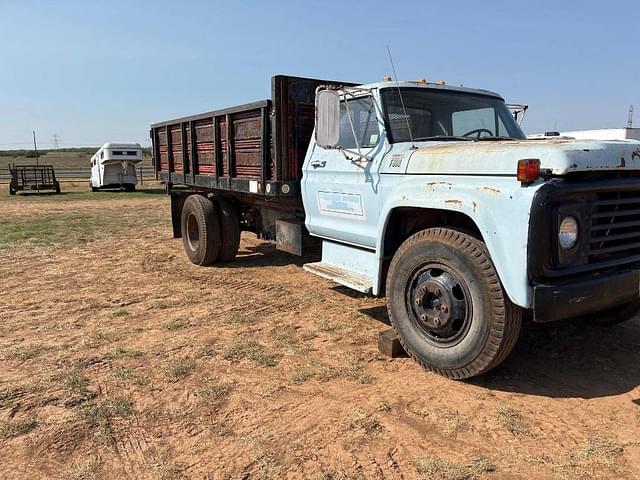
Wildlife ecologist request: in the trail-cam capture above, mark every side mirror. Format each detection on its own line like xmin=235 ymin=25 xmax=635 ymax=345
xmin=315 ymin=89 xmax=340 ymax=148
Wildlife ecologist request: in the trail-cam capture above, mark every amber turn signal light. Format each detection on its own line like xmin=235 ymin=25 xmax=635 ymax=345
xmin=517 ymin=159 xmax=541 ymax=183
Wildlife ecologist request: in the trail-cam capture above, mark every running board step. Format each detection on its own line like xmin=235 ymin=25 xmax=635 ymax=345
xmin=303 ymin=262 xmax=373 ymax=294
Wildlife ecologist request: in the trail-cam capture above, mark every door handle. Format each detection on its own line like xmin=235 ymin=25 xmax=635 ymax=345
xmin=310 ymin=160 xmax=327 ymax=169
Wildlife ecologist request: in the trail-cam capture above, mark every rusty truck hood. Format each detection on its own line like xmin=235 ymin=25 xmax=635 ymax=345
xmin=406 ymin=138 xmax=640 ymax=176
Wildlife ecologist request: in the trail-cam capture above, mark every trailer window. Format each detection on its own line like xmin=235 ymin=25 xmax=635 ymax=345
xmin=339 ymin=96 xmax=379 ymax=149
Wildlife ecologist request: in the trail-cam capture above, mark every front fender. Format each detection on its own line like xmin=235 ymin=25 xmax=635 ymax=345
xmin=376 ymin=175 xmax=543 ymax=308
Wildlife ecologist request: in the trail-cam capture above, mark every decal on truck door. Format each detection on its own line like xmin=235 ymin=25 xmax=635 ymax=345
xmin=317 ymin=191 xmax=365 ymax=219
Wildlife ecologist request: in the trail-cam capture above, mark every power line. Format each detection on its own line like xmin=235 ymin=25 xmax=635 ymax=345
xmin=629 ymin=105 xmax=634 ymax=129
xmin=52 ymin=133 xmax=61 ymax=149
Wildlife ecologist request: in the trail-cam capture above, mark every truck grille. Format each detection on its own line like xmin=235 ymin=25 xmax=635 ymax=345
xmin=589 ymin=190 xmax=640 ymax=265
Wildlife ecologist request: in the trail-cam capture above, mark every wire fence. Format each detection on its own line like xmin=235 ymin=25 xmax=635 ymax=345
xmin=0 ymin=165 xmax=157 ymax=184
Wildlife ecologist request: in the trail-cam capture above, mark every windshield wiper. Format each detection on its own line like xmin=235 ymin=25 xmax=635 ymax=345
xmin=413 ymin=135 xmax=474 ymax=142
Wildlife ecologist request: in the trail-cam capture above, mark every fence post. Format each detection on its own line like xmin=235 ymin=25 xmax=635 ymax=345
xmin=140 ymin=165 xmax=143 ymax=185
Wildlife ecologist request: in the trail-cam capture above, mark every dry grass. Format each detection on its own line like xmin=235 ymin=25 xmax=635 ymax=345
xmin=162 ymin=317 xmax=190 ymax=331
xmin=196 ymin=378 xmax=235 ymax=405
xmin=103 ymin=346 xmax=145 ymax=359
xmin=414 ymin=456 xmax=495 ymax=480
xmin=348 ymin=408 xmax=383 ymax=438
xmin=223 ymin=338 xmax=277 ymax=367
xmin=64 ymin=372 xmax=90 ymax=395
xmin=79 ymin=399 xmax=132 ymax=427
xmin=495 ymin=405 xmax=530 ymax=436
xmin=0 ymin=417 xmax=38 ymax=440
xmin=65 ymin=455 xmax=103 ymax=480
xmin=164 ymin=359 xmax=196 ymax=381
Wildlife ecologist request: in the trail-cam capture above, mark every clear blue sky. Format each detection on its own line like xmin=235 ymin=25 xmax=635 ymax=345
xmin=1 ymin=0 xmax=638 ymax=149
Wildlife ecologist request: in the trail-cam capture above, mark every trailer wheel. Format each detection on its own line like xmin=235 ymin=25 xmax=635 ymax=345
xmin=213 ymin=196 xmax=241 ymax=262
xmin=582 ymin=300 xmax=640 ymax=327
xmin=181 ymin=195 xmax=221 ymax=266
xmin=386 ymin=228 xmax=522 ymax=380
xmin=9 ymin=187 xmax=16 ymax=196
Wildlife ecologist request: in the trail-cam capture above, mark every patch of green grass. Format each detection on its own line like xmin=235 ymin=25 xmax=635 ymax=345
xmin=414 ymin=457 xmax=495 ymax=480
xmin=113 ymin=367 xmax=134 ymax=381
xmin=162 ymin=317 xmax=190 ymax=331
xmin=64 ymin=372 xmax=90 ymax=395
xmin=575 ymin=434 xmax=624 ymax=464
xmin=79 ymin=399 xmax=132 ymax=427
xmin=112 ymin=309 xmax=128 ymax=317
xmin=164 ymin=358 xmax=196 ymax=381
xmin=495 ymin=405 xmax=530 ymax=436
xmin=0 ymin=417 xmax=38 ymax=440
xmin=0 ymin=212 xmax=107 ymax=249
xmin=223 ymin=338 xmax=277 ymax=367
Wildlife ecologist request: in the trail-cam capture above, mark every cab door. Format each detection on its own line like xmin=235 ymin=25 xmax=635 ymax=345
xmin=302 ymin=92 xmax=385 ymax=249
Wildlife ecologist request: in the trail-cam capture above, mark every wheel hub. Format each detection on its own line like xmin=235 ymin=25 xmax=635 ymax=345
xmin=408 ymin=266 xmax=469 ymax=342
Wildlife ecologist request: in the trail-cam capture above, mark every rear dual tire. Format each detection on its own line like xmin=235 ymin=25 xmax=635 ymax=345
xmin=181 ymin=194 xmax=240 ymax=266
xmin=386 ymin=228 xmax=522 ymax=380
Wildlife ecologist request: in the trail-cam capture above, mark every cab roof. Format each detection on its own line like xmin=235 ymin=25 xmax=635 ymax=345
xmin=354 ymin=80 xmax=504 ymax=100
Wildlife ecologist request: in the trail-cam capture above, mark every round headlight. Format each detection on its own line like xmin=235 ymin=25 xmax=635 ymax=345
xmin=559 ymin=216 xmax=579 ymax=250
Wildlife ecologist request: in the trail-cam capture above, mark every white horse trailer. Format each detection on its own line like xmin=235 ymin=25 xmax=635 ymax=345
xmin=90 ymin=142 xmax=143 ymax=191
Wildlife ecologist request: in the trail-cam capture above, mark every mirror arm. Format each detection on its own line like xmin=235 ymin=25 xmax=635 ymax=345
xmin=342 ymin=97 xmax=363 ymax=158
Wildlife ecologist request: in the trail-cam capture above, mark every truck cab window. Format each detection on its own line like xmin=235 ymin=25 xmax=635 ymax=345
xmin=339 ymin=96 xmax=379 ymax=149
xmin=382 ymin=88 xmax=526 ymax=142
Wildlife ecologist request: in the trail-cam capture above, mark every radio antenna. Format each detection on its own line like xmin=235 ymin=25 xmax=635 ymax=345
xmin=386 ymin=44 xmax=416 ymax=148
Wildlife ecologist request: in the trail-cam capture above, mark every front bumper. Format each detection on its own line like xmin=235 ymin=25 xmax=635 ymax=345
xmin=533 ymin=269 xmax=640 ymax=322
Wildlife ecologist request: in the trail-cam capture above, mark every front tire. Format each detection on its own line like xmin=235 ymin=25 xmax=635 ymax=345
xmin=181 ymin=195 xmax=221 ymax=266
xmin=386 ymin=228 xmax=522 ymax=380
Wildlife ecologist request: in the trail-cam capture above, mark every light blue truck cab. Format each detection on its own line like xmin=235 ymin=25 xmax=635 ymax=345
xmin=154 ymin=75 xmax=640 ymax=379
xmin=301 ymin=79 xmax=640 ymax=378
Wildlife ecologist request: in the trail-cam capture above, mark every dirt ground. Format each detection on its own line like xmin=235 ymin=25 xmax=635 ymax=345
xmin=1 ymin=187 xmax=639 ymax=480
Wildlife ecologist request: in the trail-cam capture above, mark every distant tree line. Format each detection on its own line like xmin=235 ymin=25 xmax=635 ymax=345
xmin=0 ymin=147 xmax=151 ymax=157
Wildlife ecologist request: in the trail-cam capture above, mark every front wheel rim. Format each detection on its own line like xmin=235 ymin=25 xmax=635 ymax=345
xmin=405 ymin=262 xmax=472 ymax=346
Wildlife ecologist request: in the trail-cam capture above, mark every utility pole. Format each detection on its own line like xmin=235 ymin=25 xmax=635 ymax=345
xmin=628 ymin=105 xmax=634 ymax=128
xmin=52 ymin=133 xmax=60 ymax=149
xmin=32 ymin=131 xmax=39 ymax=167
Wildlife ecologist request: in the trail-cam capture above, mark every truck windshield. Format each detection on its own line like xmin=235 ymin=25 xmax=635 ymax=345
xmin=381 ymin=88 xmax=526 ymax=143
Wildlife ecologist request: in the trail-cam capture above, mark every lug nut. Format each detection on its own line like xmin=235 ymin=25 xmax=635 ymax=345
xmin=434 ymin=288 xmax=441 ymax=296
xmin=441 ymin=305 xmax=448 ymax=313
xmin=421 ymin=286 xmax=428 ymax=293
xmin=433 ymin=317 xmax=441 ymax=326
xmin=420 ymin=314 xmax=427 ymax=321
xmin=415 ymin=298 xmax=422 ymax=306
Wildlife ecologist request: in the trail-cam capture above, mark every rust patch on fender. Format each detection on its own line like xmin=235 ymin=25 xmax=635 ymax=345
xmin=633 ymin=148 xmax=640 ymax=162
xmin=476 ymin=186 xmax=501 ymax=195
xmin=444 ymin=199 xmax=463 ymax=207
xmin=619 ymin=156 xmax=626 ymax=168
xmin=426 ymin=181 xmax=453 ymax=189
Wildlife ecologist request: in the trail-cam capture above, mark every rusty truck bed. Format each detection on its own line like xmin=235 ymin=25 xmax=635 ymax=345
xmin=150 ymin=75 xmax=356 ymax=203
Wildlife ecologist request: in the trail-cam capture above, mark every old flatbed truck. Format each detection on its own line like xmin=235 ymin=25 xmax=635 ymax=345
xmin=151 ymin=75 xmax=640 ymax=379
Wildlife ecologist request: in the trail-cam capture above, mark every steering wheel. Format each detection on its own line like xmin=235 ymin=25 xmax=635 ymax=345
xmin=461 ymin=128 xmax=493 ymax=138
